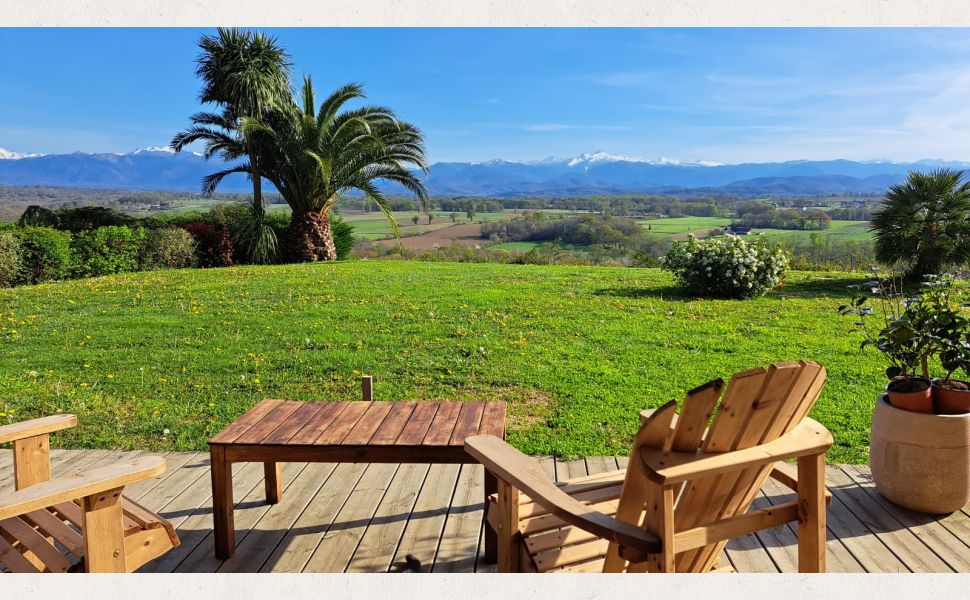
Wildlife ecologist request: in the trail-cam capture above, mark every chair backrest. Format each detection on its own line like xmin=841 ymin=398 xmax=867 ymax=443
xmin=606 ymin=360 xmax=826 ymax=573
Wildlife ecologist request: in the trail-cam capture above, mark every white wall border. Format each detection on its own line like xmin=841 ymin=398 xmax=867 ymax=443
xmin=1 ymin=0 xmax=970 ymax=27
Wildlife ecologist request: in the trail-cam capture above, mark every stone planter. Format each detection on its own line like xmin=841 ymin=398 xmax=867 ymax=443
xmin=870 ymin=394 xmax=970 ymax=513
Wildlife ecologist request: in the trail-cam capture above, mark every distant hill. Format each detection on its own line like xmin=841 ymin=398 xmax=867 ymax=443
xmin=1 ymin=147 xmax=967 ymax=197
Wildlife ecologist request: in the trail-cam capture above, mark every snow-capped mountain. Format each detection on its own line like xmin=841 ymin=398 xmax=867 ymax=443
xmin=563 ymin=151 xmax=722 ymax=168
xmin=0 ymin=147 xmax=47 ymax=160
xmin=1 ymin=147 xmax=968 ymax=196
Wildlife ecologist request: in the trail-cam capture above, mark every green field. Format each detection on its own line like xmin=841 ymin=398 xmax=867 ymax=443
xmin=340 ymin=210 xmax=512 ymax=240
xmin=0 ymin=261 xmax=882 ymax=462
xmin=635 ymin=216 xmax=732 ymax=236
xmin=755 ymin=220 xmax=872 ymax=243
xmin=491 ymin=241 xmax=590 ymax=254
xmin=635 ymin=216 xmax=872 ymax=244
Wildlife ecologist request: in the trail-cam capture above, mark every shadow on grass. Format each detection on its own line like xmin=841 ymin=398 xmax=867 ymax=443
xmin=594 ymin=274 xmax=872 ymax=302
xmin=592 ymin=285 xmax=689 ymax=300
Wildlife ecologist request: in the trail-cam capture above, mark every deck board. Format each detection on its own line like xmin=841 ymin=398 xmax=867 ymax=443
xmin=0 ymin=449 xmax=966 ymax=573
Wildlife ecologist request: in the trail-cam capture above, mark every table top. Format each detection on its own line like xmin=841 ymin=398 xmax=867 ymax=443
xmin=209 ymin=399 xmax=506 ymax=448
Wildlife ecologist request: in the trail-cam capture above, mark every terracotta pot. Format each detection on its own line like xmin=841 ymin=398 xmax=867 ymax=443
xmin=870 ymin=394 xmax=970 ymax=513
xmin=885 ymin=377 xmax=933 ymax=413
xmin=932 ymin=380 xmax=970 ymax=415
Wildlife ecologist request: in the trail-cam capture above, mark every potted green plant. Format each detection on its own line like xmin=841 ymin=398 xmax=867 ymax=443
xmin=936 ymin=335 xmax=970 ymax=413
xmin=841 ymin=271 xmax=970 ymax=513
xmin=839 ymin=274 xmax=934 ymax=413
xmin=910 ymin=275 xmax=970 ymax=414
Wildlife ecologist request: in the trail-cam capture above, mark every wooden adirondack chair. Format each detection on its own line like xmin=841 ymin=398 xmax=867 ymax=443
xmin=0 ymin=414 xmax=180 ymax=572
xmin=466 ymin=361 xmax=833 ymax=573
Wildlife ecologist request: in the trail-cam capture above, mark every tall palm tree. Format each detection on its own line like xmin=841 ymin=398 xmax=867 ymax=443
xmin=206 ymin=76 xmax=429 ymax=261
xmin=171 ymin=28 xmax=291 ymax=263
xmin=872 ymin=168 xmax=970 ymax=278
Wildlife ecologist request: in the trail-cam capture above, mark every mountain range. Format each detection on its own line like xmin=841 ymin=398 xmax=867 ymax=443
xmin=2 ymin=147 xmax=968 ymax=197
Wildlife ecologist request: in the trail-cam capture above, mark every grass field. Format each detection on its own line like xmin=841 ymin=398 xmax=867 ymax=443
xmin=635 ymin=216 xmax=732 ymax=236
xmin=755 ymin=220 xmax=872 ymax=243
xmin=491 ymin=241 xmax=591 ymax=254
xmin=0 ymin=261 xmax=883 ymax=462
xmin=0 ymin=261 xmax=882 ymax=462
xmin=635 ymin=216 xmax=872 ymax=244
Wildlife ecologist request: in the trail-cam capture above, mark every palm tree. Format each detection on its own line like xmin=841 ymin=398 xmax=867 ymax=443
xmin=171 ymin=28 xmax=291 ymax=263
xmin=871 ymin=169 xmax=970 ymax=278
xmin=206 ymin=76 xmax=429 ymax=261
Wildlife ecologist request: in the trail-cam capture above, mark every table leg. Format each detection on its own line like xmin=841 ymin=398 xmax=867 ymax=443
xmin=264 ymin=462 xmax=282 ymax=504
xmin=483 ymin=468 xmax=498 ymax=564
xmin=210 ymin=445 xmax=235 ymax=559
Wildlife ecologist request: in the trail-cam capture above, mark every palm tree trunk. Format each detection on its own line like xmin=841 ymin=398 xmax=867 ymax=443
xmin=289 ymin=210 xmax=337 ymax=262
xmin=247 ymin=136 xmax=263 ymax=212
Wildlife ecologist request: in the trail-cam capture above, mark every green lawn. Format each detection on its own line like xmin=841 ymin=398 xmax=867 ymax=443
xmin=0 ymin=261 xmax=881 ymax=462
xmin=755 ymin=220 xmax=872 ymax=243
xmin=635 ymin=216 xmax=732 ymax=236
xmin=491 ymin=241 xmax=590 ymax=254
xmin=634 ymin=216 xmax=872 ymax=244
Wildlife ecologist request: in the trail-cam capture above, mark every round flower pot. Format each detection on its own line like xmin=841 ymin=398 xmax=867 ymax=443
xmin=870 ymin=394 xmax=970 ymax=513
xmin=885 ymin=377 xmax=933 ymax=413
xmin=932 ymin=379 xmax=970 ymax=415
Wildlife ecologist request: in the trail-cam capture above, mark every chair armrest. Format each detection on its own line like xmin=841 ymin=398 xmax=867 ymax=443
xmin=0 ymin=456 xmax=165 ymax=520
xmin=465 ymin=435 xmax=661 ymax=554
xmin=639 ymin=418 xmax=833 ymax=485
xmin=0 ymin=414 xmax=78 ymax=444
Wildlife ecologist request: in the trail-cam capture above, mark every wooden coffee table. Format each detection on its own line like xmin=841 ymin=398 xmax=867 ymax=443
xmin=208 ymin=399 xmax=507 ymax=560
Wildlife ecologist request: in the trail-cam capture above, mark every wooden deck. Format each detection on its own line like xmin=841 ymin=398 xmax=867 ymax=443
xmin=1 ymin=449 xmax=968 ymax=573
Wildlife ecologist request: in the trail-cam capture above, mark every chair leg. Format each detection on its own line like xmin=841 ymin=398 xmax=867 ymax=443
xmin=483 ymin=469 xmax=498 ymax=563
xmin=495 ymin=477 xmax=520 ymax=573
xmin=797 ymin=453 xmax=826 ymax=573
xmin=81 ymin=487 xmax=127 ymax=572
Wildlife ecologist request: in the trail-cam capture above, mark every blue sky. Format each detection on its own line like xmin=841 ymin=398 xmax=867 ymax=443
xmin=2 ymin=27 xmax=970 ymax=163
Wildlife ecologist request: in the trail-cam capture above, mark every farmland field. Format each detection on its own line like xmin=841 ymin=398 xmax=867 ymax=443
xmin=636 ymin=216 xmax=732 ymax=236
xmin=636 ymin=216 xmax=872 ymax=244
xmin=0 ymin=261 xmax=881 ymax=462
xmin=755 ymin=220 xmax=872 ymax=242
xmin=341 ymin=210 xmax=513 ymax=240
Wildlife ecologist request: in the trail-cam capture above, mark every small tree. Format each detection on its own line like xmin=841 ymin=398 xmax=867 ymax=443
xmin=449 ymin=212 xmax=460 ymax=223
xmin=871 ymin=169 xmax=970 ymax=278
xmin=427 ymin=213 xmax=433 ymax=225
xmin=411 ymin=215 xmax=420 ymax=226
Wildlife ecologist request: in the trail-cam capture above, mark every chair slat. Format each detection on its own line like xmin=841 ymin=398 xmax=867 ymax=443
xmin=0 ymin=516 xmax=72 ymax=572
xmin=669 ymin=379 xmax=723 ymax=453
xmin=122 ymin=497 xmax=163 ymax=530
xmin=0 ymin=534 xmax=40 ymax=573
xmin=533 ymin=537 xmax=610 ymax=572
xmin=22 ymin=509 xmax=84 ymax=556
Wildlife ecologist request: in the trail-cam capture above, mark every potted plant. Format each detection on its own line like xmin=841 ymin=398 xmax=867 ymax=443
xmin=936 ymin=334 xmax=970 ymax=414
xmin=841 ymin=271 xmax=970 ymax=513
xmin=839 ymin=274 xmax=934 ymax=413
xmin=922 ymin=277 xmax=970 ymax=414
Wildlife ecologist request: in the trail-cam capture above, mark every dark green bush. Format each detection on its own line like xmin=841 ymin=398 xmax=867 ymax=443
xmin=18 ymin=205 xmax=58 ymax=228
xmin=332 ymin=217 xmax=354 ymax=261
xmin=15 ymin=227 xmax=72 ymax=284
xmin=53 ymin=206 xmax=134 ymax=233
xmin=143 ymin=227 xmax=197 ymax=270
xmin=0 ymin=231 xmax=22 ymax=287
xmin=70 ymin=226 xmax=146 ymax=278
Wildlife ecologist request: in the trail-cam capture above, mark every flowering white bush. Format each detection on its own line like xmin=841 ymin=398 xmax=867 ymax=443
xmin=662 ymin=234 xmax=790 ymax=299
